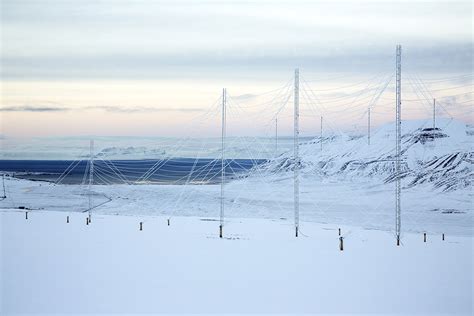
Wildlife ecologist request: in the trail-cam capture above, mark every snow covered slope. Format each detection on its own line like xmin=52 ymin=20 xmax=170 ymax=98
xmin=257 ymin=119 xmax=473 ymax=191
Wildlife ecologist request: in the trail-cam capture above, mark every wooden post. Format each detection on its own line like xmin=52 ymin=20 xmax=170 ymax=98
xmin=167 ymin=219 xmax=170 ymax=226
xmin=219 ymin=225 xmax=223 ymax=238
xmin=140 ymin=222 xmax=143 ymax=231
xmin=442 ymin=233 xmax=445 ymax=241
xmin=86 ymin=217 xmax=89 ymax=225
xmin=338 ymin=228 xmax=341 ymax=236
xmin=424 ymin=232 xmax=426 ymax=243
xmin=397 ymin=236 xmax=400 ymax=246
xmin=339 ymin=237 xmax=344 ymax=251
xmin=67 ymin=216 xmax=69 ymax=223
xmin=25 ymin=211 xmax=28 ymax=220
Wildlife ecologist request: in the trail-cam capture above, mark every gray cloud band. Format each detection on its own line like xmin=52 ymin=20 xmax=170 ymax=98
xmin=0 ymin=106 xmax=204 ymax=113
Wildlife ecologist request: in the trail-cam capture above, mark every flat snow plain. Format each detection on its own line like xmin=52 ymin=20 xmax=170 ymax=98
xmin=1 ymin=174 xmax=472 ymax=236
xmin=1 ymin=209 xmax=472 ymax=315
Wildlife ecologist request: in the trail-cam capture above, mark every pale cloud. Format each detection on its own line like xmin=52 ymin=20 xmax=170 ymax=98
xmin=0 ymin=105 xmax=204 ymax=113
xmin=231 ymin=94 xmax=258 ymax=101
xmin=0 ymin=105 xmax=69 ymax=112
xmin=1 ymin=0 xmax=472 ymax=79
xmin=84 ymin=106 xmax=204 ymax=113
xmin=1 ymin=0 xmax=472 ymax=137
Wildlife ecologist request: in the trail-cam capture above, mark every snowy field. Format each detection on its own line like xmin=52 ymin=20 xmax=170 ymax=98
xmin=1 ymin=175 xmax=472 ymax=237
xmin=1 ymin=119 xmax=472 ymax=314
xmin=1 ymin=211 xmax=472 ymax=315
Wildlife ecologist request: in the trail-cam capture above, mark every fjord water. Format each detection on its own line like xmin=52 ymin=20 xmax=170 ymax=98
xmin=0 ymin=159 xmax=266 ymax=184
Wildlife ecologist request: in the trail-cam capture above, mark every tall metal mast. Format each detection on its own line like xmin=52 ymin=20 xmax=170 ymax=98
xmin=1 ymin=174 xmax=6 ymax=199
xmin=395 ymin=45 xmax=402 ymax=246
xmin=220 ymin=88 xmax=226 ymax=238
xmin=294 ymin=69 xmax=300 ymax=237
xmin=88 ymin=139 xmax=94 ymax=221
xmin=320 ymin=116 xmax=323 ymax=151
xmin=275 ymin=117 xmax=278 ymax=157
xmin=368 ymin=107 xmax=371 ymax=145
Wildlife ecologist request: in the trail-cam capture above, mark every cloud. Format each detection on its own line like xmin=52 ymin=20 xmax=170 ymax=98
xmin=0 ymin=105 xmax=69 ymax=112
xmin=2 ymin=42 xmax=472 ymax=80
xmin=0 ymin=105 xmax=204 ymax=113
xmin=319 ymin=92 xmax=351 ymax=98
xmin=1 ymin=0 xmax=472 ymax=81
xmin=84 ymin=106 xmax=204 ymax=113
xmin=231 ymin=94 xmax=258 ymax=101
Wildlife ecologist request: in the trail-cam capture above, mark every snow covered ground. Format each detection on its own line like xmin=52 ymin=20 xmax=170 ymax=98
xmin=1 ymin=211 xmax=472 ymax=315
xmin=0 ymin=118 xmax=472 ymax=314
xmin=1 ymin=173 xmax=472 ymax=237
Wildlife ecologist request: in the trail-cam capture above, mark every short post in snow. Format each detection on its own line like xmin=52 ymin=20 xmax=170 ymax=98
xmin=139 ymin=222 xmax=143 ymax=231
xmin=397 ymin=236 xmax=400 ymax=246
xmin=339 ymin=237 xmax=344 ymax=251
xmin=442 ymin=233 xmax=445 ymax=241
xmin=424 ymin=232 xmax=426 ymax=243
xmin=338 ymin=228 xmax=341 ymax=236
xmin=219 ymin=225 xmax=223 ymax=238
xmin=86 ymin=217 xmax=89 ymax=225
xmin=67 ymin=216 xmax=69 ymax=223
xmin=167 ymin=219 xmax=170 ymax=226
xmin=25 ymin=211 xmax=28 ymax=220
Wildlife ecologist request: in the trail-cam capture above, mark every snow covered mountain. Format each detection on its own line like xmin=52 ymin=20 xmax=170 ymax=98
xmin=255 ymin=119 xmax=473 ymax=191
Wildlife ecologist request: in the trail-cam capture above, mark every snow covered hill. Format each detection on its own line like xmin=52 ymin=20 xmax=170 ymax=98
xmin=256 ymin=119 xmax=473 ymax=191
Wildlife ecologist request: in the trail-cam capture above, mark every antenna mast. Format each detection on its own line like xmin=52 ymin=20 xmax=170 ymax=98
xmin=320 ymin=116 xmax=323 ymax=151
xmin=275 ymin=117 xmax=278 ymax=157
xmin=368 ymin=107 xmax=371 ymax=145
xmin=1 ymin=174 xmax=6 ymax=199
xmin=294 ymin=69 xmax=300 ymax=237
xmin=395 ymin=45 xmax=402 ymax=246
xmin=88 ymin=139 xmax=94 ymax=222
xmin=220 ymin=88 xmax=226 ymax=238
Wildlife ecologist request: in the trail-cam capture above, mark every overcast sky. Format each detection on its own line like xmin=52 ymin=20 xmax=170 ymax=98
xmin=2 ymin=0 xmax=472 ymax=78
xmin=0 ymin=0 xmax=472 ymax=137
